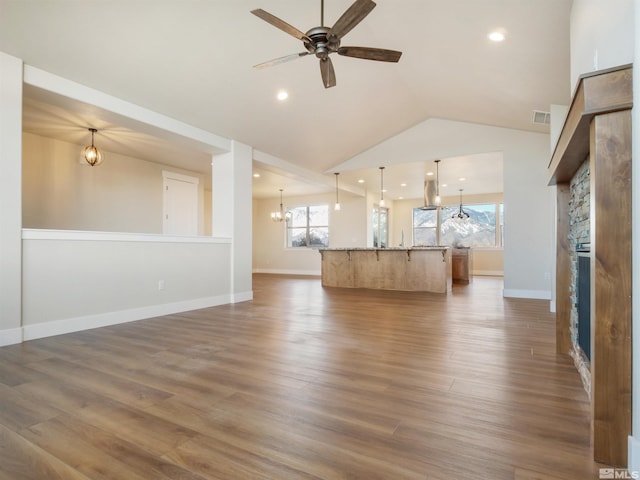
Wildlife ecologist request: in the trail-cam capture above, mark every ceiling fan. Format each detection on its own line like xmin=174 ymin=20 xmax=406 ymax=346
xmin=251 ymin=0 xmax=402 ymax=88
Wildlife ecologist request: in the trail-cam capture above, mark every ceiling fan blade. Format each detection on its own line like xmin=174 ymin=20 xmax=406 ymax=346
xmin=328 ymin=0 xmax=376 ymax=41
xmin=319 ymin=57 xmax=336 ymax=88
xmin=251 ymin=9 xmax=311 ymax=42
xmin=254 ymin=52 xmax=309 ymax=69
xmin=338 ymin=46 xmax=402 ymax=62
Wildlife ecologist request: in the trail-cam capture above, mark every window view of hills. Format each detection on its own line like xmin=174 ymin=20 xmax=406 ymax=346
xmin=413 ymin=204 xmax=501 ymax=247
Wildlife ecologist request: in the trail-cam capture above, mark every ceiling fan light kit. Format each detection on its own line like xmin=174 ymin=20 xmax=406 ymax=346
xmin=252 ymin=0 xmax=402 ymax=88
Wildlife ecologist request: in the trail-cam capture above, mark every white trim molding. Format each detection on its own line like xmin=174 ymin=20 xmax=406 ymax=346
xmin=22 ymin=228 xmax=231 ymax=244
xmin=629 ymin=435 xmax=640 ymax=477
xmin=0 ymin=327 xmax=23 ymax=347
xmin=231 ymin=291 xmax=254 ymax=303
xmin=503 ymin=289 xmax=551 ymax=300
xmin=22 ymin=294 xmax=232 ymax=342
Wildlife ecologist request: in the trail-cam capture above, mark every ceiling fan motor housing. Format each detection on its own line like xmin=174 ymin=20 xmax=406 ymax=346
xmin=304 ymin=26 xmax=339 ymax=59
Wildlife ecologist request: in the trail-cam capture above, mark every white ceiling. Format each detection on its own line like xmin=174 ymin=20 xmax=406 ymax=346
xmin=0 ymin=0 xmax=572 ymax=200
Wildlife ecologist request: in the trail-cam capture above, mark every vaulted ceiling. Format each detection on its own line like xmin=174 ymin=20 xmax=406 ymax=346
xmin=0 ymin=0 xmax=572 ymax=200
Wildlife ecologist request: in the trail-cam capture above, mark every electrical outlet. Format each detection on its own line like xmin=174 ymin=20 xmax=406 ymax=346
xmin=158 ymin=280 xmax=165 ymax=290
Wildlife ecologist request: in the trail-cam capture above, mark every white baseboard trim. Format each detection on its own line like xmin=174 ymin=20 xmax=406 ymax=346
xmin=629 ymin=436 xmax=640 ymax=475
xmin=472 ymin=270 xmax=504 ymax=276
xmin=549 ymin=300 xmax=556 ymax=313
xmin=503 ymin=289 xmax=551 ymax=300
xmin=232 ymin=291 xmax=253 ymax=303
xmin=22 ymin=294 xmax=232 ymax=342
xmin=0 ymin=327 xmax=23 ymax=347
xmin=253 ymin=268 xmax=321 ymax=276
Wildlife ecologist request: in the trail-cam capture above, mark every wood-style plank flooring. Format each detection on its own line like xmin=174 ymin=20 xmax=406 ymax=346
xmin=0 ymin=274 xmax=603 ymax=479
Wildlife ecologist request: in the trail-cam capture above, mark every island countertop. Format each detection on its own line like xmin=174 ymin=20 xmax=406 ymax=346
xmin=318 ymin=247 xmax=452 ymax=293
xmin=318 ymin=246 xmax=449 ymax=251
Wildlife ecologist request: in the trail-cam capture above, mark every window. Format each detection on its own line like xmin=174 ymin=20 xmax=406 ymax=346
xmin=286 ymin=205 xmax=329 ymax=247
xmin=373 ymin=206 xmax=388 ymax=248
xmin=440 ymin=203 xmax=496 ymax=247
xmin=412 ymin=202 xmax=503 ymax=248
xmin=413 ymin=208 xmax=437 ymax=246
xmin=499 ymin=203 xmax=504 ymax=247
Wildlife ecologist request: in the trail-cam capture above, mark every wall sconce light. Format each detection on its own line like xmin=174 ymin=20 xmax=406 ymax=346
xmin=334 ymin=172 xmax=341 ymax=211
xmin=81 ymin=128 xmax=104 ymax=166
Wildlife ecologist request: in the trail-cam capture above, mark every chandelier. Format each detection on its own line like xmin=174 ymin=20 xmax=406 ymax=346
xmin=379 ymin=166 xmax=385 ymax=207
xmin=271 ymin=189 xmax=290 ymax=222
xmin=453 ymin=189 xmax=470 ymax=221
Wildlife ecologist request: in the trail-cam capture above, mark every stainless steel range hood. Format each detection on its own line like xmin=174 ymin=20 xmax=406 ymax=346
xmin=420 ymin=178 xmax=439 ymax=210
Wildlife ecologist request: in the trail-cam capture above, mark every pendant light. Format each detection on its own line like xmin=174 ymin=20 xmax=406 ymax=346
xmin=379 ymin=166 xmax=385 ymax=207
xmin=453 ymin=189 xmax=470 ymax=222
xmin=271 ymin=189 xmax=290 ymax=222
xmin=81 ymin=128 xmax=104 ymax=166
xmin=334 ymin=172 xmax=341 ymax=211
xmin=434 ymin=159 xmax=441 ymax=206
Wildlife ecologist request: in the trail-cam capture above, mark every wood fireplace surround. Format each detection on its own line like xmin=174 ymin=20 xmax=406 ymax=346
xmin=548 ymin=64 xmax=632 ymax=467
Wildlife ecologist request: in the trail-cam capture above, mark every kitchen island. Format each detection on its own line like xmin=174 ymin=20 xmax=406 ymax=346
xmin=318 ymin=247 xmax=452 ymax=293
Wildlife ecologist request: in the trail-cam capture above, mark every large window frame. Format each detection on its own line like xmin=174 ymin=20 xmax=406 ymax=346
xmin=412 ymin=202 xmax=504 ymax=248
xmin=286 ymin=204 xmax=329 ymax=248
xmin=373 ymin=205 xmax=389 ymax=248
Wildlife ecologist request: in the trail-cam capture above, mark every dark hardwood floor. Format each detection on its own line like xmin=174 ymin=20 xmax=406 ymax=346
xmin=0 ymin=274 xmax=602 ymax=479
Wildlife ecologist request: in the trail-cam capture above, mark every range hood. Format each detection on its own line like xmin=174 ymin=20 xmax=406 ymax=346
xmin=420 ymin=179 xmax=439 ymax=210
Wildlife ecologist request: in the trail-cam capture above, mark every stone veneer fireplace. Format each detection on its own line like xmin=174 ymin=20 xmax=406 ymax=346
xmin=567 ymin=160 xmax=590 ymax=396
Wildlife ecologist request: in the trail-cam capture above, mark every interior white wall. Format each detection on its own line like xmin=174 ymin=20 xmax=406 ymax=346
xmin=0 ymin=52 xmax=23 ymax=346
xmin=23 ymin=132 xmax=209 ymax=234
xmin=0 ymin=56 xmax=244 ymax=346
xmin=570 ymin=0 xmax=634 ymax=92
xmin=21 ymin=231 xmax=232 ymax=339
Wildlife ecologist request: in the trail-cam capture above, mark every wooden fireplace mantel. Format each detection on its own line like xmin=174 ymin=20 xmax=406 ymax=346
xmin=549 ymin=64 xmax=632 ymax=467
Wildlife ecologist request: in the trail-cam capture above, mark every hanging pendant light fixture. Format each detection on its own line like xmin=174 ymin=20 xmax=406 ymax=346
xmin=434 ymin=159 xmax=441 ymax=206
xmin=453 ymin=189 xmax=470 ymax=222
xmin=81 ymin=128 xmax=104 ymax=166
xmin=271 ymin=189 xmax=290 ymax=222
xmin=334 ymin=172 xmax=341 ymax=211
xmin=379 ymin=166 xmax=385 ymax=207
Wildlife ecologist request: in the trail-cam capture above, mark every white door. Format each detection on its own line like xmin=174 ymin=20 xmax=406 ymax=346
xmin=163 ymin=172 xmax=199 ymax=235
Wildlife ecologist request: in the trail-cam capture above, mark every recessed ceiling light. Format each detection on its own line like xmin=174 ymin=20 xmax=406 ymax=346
xmin=277 ymin=90 xmax=289 ymax=101
xmin=358 ymin=179 xmax=365 ymax=183
xmin=253 ymin=173 xmax=261 ymax=178
xmin=458 ymin=177 xmax=466 ymax=181
xmin=382 ymin=189 xmax=388 ymax=193
xmin=489 ymin=31 xmax=505 ymax=42
xmin=400 ymin=183 xmax=407 ymax=187
xmin=398 ymin=196 xmax=404 ymax=200
xmin=426 ymin=172 xmax=434 ymax=176
xmin=441 ymin=183 xmax=448 ymax=187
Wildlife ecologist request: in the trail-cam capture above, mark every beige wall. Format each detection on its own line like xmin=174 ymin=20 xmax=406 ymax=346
xmin=23 ymin=132 xmax=210 ymax=235
xmin=252 ymin=191 xmax=367 ymax=275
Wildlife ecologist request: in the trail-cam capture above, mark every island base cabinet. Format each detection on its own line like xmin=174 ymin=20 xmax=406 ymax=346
xmin=320 ymin=248 xmax=451 ymax=293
